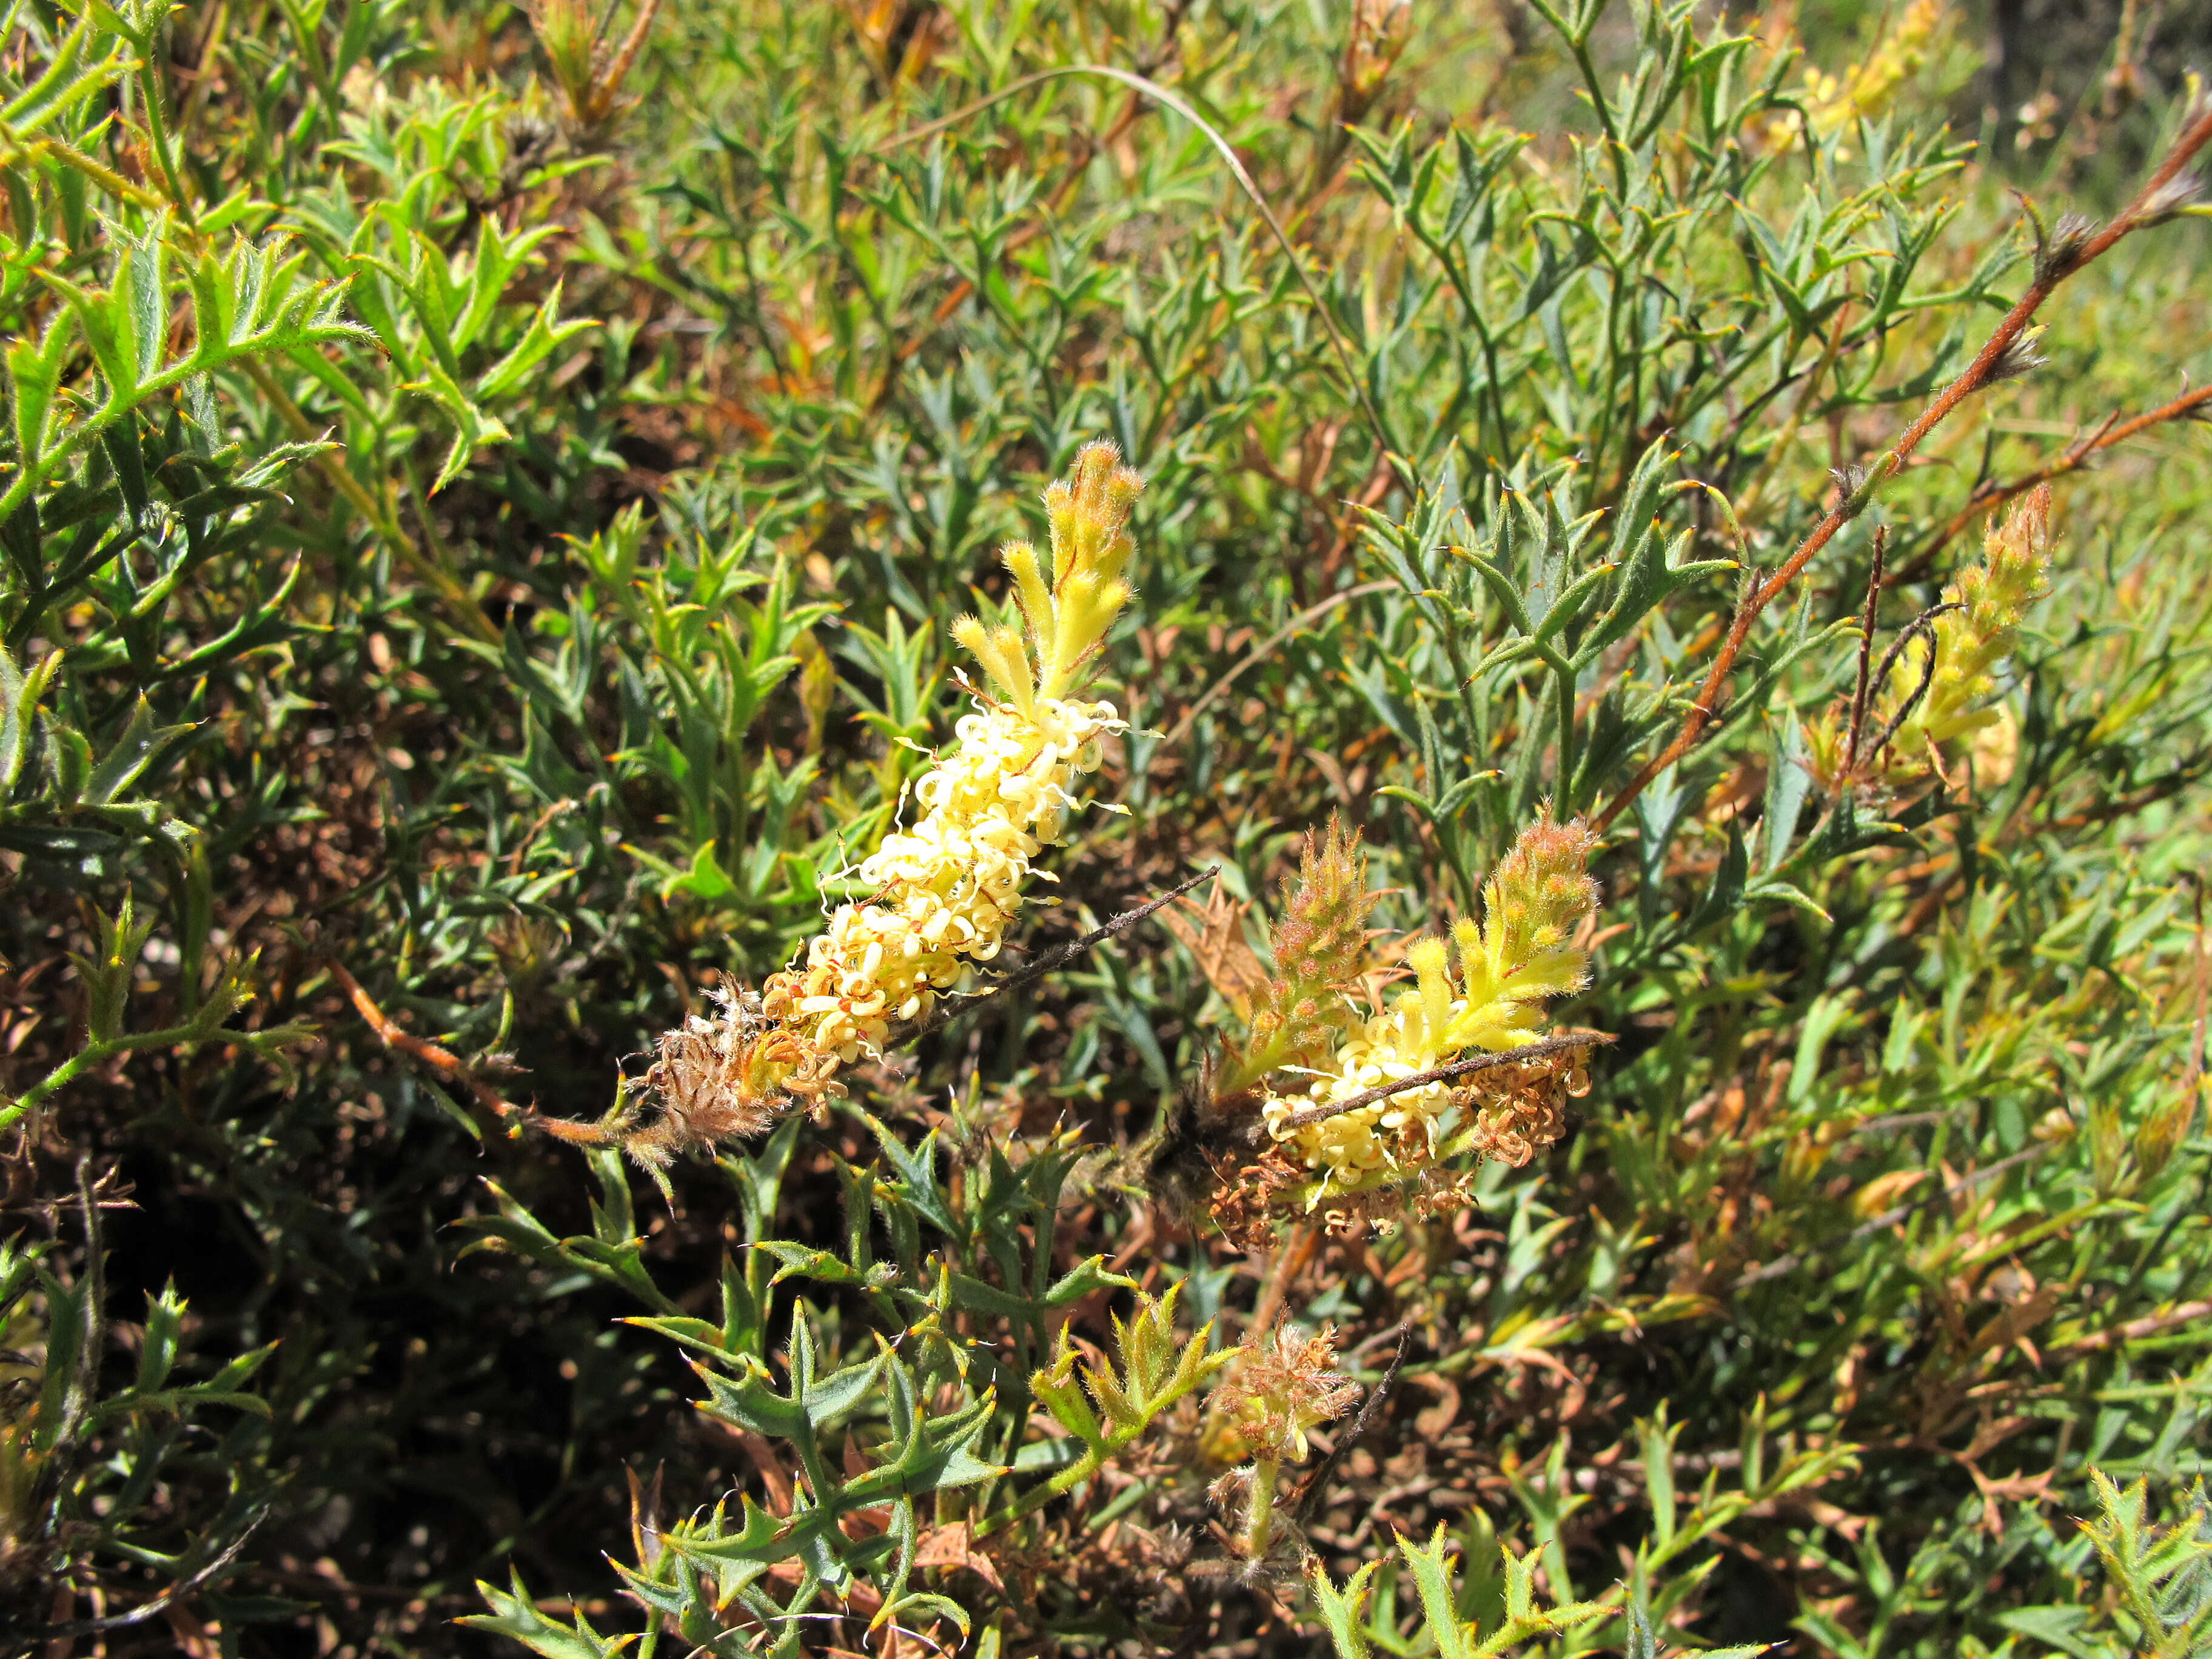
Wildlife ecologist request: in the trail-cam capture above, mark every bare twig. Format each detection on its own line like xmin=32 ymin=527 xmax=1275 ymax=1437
xmin=1290 ymin=1320 xmax=1411 ymax=1517
xmin=594 ymin=0 xmax=663 ymax=118
xmin=1274 ymin=1031 xmax=1615 ymax=1130
xmin=1731 ymin=1143 xmax=2049 ymax=1290
xmin=1858 ymin=602 xmax=1960 ymax=769
xmin=33 ymin=1518 xmax=266 ymax=1640
xmin=2046 ymin=773 xmax=2196 ymax=830
xmin=904 ymin=866 xmax=1221 ymax=1043
xmin=1843 ymin=525 xmax=1888 ymax=774
xmin=1595 ymin=105 xmax=2212 ymax=836
xmin=326 ymin=958 xmax=518 ymax=1121
xmin=2040 ymin=1299 xmax=2212 ymax=1365
xmin=2190 ymin=878 xmax=2208 ymax=1104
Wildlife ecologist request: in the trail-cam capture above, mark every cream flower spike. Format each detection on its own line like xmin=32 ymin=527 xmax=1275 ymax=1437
xmin=759 ymin=442 xmax=1142 ymax=1064
xmin=568 ymin=442 xmax=1146 ymax=1176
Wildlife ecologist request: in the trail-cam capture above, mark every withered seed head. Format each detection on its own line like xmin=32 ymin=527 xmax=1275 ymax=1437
xmin=1985 ymin=326 xmax=2049 ymax=387
xmin=1455 ymin=1048 xmax=1587 ymax=1167
xmin=1212 ymin=1321 xmax=1361 ymax=1464
xmin=624 ymin=988 xmax=814 ymax=1167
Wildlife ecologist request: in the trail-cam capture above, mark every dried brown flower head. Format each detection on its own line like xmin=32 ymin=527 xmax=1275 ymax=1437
xmin=531 ymin=988 xmax=837 ymax=1181
xmin=1204 ymin=1145 xmax=1309 ymax=1250
xmin=1212 ymin=1321 xmax=1361 ymax=1464
xmin=1456 ymin=1047 xmax=1590 ymax=1168
xmin=628 ymin=991 xmax=831 ymax=1164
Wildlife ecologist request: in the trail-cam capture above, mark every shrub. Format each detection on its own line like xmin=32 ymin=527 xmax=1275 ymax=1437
xmin=1 ymin=0 xmax=2208 ymax=1655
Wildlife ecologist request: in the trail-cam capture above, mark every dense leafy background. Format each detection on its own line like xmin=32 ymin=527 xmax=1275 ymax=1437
xmin=1 ymin=0 xmax=2209 ymax=1654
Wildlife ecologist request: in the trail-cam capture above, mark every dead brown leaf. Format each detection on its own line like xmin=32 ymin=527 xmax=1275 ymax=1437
xmin=1161 ymin=879 xmax=1267 ymax=1016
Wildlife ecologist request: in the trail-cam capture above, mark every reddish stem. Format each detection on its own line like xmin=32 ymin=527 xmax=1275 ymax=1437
xmin=1592 ymin=102 xmax=2212 ymax=837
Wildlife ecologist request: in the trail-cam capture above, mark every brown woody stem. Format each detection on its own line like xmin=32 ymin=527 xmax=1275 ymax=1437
xmin=328 ymin=957 xmax=518 ymax=1121
xmin=1894 ymin=383 xmax=2212 ymax=581
xmin=1593 ymin=102 xmax=2212 ymax=837
xmin=904 ymin=866 xmax=1219 ymax=1043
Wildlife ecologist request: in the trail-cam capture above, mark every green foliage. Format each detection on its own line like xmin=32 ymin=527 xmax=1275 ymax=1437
xmin=1030 ymin=1279 xmax=1234 ymax=1484
xmin=458 ymin=1111 xmax=1217 ymax=1656
xmin=1 ymin=0 xmax=2208 ymax=1652
xmin=2002 ymin=1473 xmax=2212 ymax=1659
xmin=1309 ymin=1529 xmax=1608 ymax=1659
xmin=1311 ymin=1412 xmax=1856 ymax=1659
xmin=0 ymin=1190 xmax=279 ymax=1638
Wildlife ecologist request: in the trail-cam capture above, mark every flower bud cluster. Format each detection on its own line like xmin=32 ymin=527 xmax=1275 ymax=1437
xmin=1882 ymin=486 xmax=2053 ymax=772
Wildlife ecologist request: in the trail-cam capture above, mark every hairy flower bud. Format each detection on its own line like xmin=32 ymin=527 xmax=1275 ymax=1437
xmin=1882 ymin=486 xmax=2054 ymax=774
xmin=1216 ymin=814 xmax=1382 ymax=1099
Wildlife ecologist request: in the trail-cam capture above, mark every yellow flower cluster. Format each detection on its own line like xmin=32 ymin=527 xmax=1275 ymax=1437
xmin=1881 ymin=486 xmax=2053 ymax=773
xmin=1261 ymin=820 xmax=1598 ymax=1201
xmin=575 ymin=442 xmax=1145 ymax=1173
xmin=763 ymin=693 xmax=1122 ymax=1060
xmin=1764 ymin=0 xmax=1944 ymax=153
xmin=759 ymin=440 xmax=1143 ymax=1072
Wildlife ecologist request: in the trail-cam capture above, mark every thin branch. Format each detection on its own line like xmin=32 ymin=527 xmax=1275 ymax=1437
xmin=1896 ymin=382 xmax=2212 ymax=581
xmin=1856 ymin=600 xmax=1960 ymax=773
xmin=904 ymin=866 xmax=1221 ymax=1044
xmin=1730 ymin=1143 xmax=2049 ymax=1290
xmin=1843 ymin=525 xmax=1888 ymax=774
xmin=2045 ymin=771 xmax=2196 ymax=830
xmin=1273 ymin=1030 xmax=1615 ymax=1130
xmin=1594 ymin=103 xmax=2212 ymax=836
xmin=2189 ymin=877 xmax=2208 ymax=1105
xmin=1290 ymin=1319 xmax=1410 ymax=1517
xmin=32 ymin=1518 xmax=266 ymax=1639
xmin=1865 ymin=601 xmax=1956 ymax=712
xmin=882 ymin=66 xmax=1393 ymax=456
xmin=2040 ymin=1299 xmax=2212 ymax=1366
xmin=326 ymin=958 xmax=518 ymax=1121
xmin=0 ymin=1003 xmax=285 ymax=1135
xmin=1163 ymin=581 xmax=1392 ymax=749
xmin=593 ymin=0 xmax=663 ymax=119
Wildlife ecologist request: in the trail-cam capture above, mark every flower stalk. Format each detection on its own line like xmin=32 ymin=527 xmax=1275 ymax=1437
xmin=1208 ymin=1321 xmax=1359 ymax=1559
